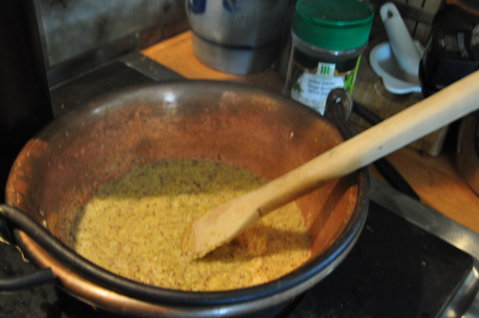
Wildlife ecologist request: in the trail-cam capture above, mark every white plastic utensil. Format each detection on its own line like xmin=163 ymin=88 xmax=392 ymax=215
xmin=183 ymin=70 xmax=479 ymax=259
xmin=370 ymin=2 xmax=424 ymax=94
xmin=380 ymin=2 xmax=422 ymax=82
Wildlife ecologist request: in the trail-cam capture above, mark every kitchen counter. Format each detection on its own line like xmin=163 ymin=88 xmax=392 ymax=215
xmin=141 ymin=31 xmax=479 ymax=234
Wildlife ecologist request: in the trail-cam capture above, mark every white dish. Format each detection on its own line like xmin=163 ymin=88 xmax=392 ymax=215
xmin=369 ymin=41 xmax=424 ymax=94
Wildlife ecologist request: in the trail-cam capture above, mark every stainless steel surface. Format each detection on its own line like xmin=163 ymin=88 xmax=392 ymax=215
xmin=33 ymin=0 xmax=188 ymax=86
xmin=119 ymin=51 xmax=183 ymax=82
xmin=186 ymin=0 xmax=290 ymax=47
xmin=452 ymin=267 xmax=479 ymax=318
xmin=33 ymin=0 xmax=187 ymax=68
xmin=49 ymin=53 xmax=182 ymax=117
xmin=464 ymin=289 xmax=479 ymax=318
xmin=369 ymin=178 xmax=479 ymax=317
xmin=190 ymin=32 xmax=279 ymax=75
xmin=47 ymin=32 xmax=139 ymax=87
xmin=185 ymin=0 xmax=291 ymax=74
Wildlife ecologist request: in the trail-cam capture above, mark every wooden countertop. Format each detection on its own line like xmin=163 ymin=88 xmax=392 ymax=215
xmin=141 ymin=31 xmax=479 ymax=233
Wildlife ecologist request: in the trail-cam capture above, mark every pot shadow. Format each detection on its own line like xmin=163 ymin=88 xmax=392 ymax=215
xmin=92 ymin=159 xmax=266 ymax=199
xmin=199 ymin=224 xmax=311 ymax=263
xmin=306 ymin=174 xmax=359 ymax=256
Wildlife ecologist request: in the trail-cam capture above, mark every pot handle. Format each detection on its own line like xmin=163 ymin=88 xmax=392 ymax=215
xmin=0 ymin=268 xmax=54 ymax=291
xmin=0 ymin=212 xmax=14 ymax=243
xmin=324 ymin=89 xmax=419 ymax=201
xmin=351 ymin=101 xmax=419 ymax=200
xmin=0 ymin=204 xmax=55 ymax=290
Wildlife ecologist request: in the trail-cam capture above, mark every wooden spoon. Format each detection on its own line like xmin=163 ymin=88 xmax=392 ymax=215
xmin=183 ymin=70 xmax=479 ymax=259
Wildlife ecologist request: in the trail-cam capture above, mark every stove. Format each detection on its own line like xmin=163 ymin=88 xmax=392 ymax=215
xmin=1 ymin=56 xmax=479 ymax=317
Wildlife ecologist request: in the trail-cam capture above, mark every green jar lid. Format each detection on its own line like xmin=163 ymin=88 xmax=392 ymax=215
xmin=293 ymin=0 xmax=374 ymax=51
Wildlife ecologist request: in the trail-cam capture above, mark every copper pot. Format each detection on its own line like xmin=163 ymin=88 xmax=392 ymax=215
xmin=1 ymin=81 xmax=368 ymax=317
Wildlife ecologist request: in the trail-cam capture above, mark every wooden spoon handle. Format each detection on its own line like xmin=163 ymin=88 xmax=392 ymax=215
xmin=186 ymin=70 xmax=479 ymax=259
xmin=253 ymin=70 xmax=479 ymax=216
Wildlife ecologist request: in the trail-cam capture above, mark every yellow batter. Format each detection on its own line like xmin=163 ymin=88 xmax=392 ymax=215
xmin=71 ymin=159 xmax=311 ymax=291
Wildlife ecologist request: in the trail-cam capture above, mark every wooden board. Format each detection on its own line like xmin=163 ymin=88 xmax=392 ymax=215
xmin=141 ymin=31 xmax=284 ymax=93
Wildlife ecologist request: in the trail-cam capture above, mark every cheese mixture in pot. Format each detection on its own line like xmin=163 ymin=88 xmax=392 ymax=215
xmin=71 ymin=159 xmax=311 ymax=291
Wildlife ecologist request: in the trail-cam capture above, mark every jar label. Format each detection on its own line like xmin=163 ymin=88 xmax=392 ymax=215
xmin=291 ymin=62 xmax=346 ymax=114
xmin=287 ymin=56 xmax=360 ymax=115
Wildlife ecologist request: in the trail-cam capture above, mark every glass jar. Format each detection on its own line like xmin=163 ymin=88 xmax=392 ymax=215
xmin=283 ymin=0 xmax=374 ymax=115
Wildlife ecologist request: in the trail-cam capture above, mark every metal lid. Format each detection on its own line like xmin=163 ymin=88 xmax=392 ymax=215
xmin=293 ymin=0 xmax=374 ymax=51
